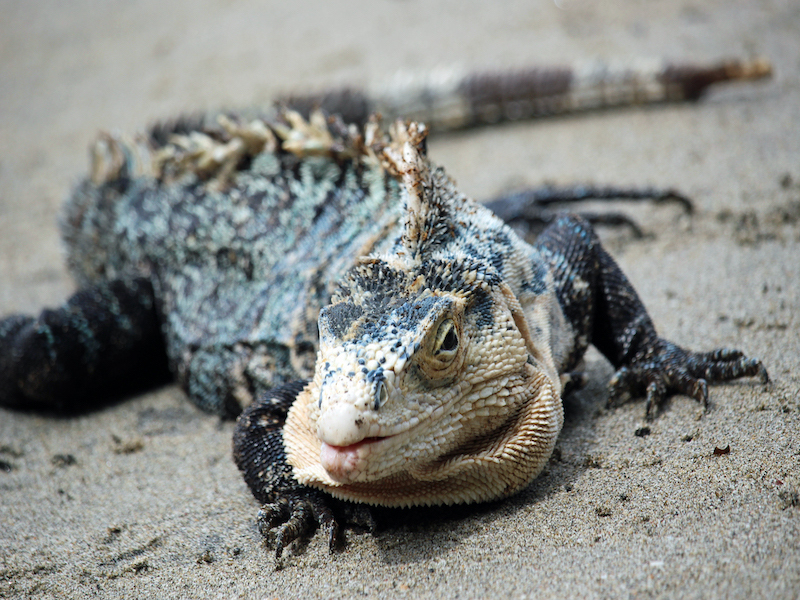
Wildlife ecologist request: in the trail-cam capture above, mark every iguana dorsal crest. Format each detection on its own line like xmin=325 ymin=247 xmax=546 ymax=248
xmin=380 ymin=120 xmax=458 ymax=264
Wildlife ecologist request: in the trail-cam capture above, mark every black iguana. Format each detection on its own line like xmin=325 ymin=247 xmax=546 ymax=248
xmin=0 ymin=58 xmax=770 ymax=561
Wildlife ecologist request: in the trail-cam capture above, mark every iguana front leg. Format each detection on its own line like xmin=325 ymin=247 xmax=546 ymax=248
xmin=536 ymin=213 xmax=768 ymax=419
xmin=233 ymin=381 xmax=374 ymax=561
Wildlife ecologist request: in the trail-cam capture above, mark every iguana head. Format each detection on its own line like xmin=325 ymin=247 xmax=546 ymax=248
xmin=282 ymin=120 xmax=563 ymax=507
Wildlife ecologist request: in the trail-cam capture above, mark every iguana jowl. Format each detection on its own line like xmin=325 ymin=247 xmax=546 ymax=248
xmin=0 ymin=59 xmax=770 ymax=560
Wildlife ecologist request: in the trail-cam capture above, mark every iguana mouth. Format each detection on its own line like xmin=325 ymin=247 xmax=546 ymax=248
xmin=320 ymin=436 xmax=394 ymax=483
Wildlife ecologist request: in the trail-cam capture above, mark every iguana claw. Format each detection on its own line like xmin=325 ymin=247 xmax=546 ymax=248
xmin=257 ymin=491 xmax=345 ymax=562
xmin=607 ymin=340 xmax=768 ymax=420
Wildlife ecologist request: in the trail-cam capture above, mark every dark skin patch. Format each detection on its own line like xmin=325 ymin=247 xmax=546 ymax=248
xmin=469 ymin=288 xmax=495 ymax=329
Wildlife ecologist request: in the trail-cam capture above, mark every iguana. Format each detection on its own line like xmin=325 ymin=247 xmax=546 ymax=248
xmin=0 ymin=58 xmax=770 ymax=561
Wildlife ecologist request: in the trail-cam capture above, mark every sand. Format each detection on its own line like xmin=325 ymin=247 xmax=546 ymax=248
xmin=1 ymin=1 xmax=798 ymax=598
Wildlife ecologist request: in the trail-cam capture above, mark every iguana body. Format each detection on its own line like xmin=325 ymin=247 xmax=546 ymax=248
xmin=0 ymin=59 xmax=769 ymax=560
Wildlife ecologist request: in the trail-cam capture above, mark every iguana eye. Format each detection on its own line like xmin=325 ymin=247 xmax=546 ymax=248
xmin=434 ymin=319 xmax=458 ymax=355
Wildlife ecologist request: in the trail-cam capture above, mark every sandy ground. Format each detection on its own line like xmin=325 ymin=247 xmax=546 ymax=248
xmin=1 ymin=1 xmax=798 ymax=598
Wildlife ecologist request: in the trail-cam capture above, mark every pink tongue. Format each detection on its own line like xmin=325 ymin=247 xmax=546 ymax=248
xmin=320 ymin=441 xmax=367 ymax=482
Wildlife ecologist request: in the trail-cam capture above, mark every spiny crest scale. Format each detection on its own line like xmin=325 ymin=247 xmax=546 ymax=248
xmin=380 ymin=121 xmax=459 ymax=263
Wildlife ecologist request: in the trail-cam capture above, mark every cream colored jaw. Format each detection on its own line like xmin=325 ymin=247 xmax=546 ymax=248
xmin=283 ymin=368 xmax=562 ymax=508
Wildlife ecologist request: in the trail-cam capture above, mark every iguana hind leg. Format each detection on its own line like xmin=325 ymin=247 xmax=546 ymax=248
xmin=484 ymin=184 xmax=693 ymax=238
xmin=0 ymin=277 xmax=170 ymax=412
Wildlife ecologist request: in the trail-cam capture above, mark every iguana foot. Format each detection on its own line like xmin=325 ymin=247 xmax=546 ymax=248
xmin=607 ymin=340 xmax=768 ymax=420
xmin=257 ymin=491 xmax=376 ymax=563
xmin=257 ymin=493 xmax=336 ymax=561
